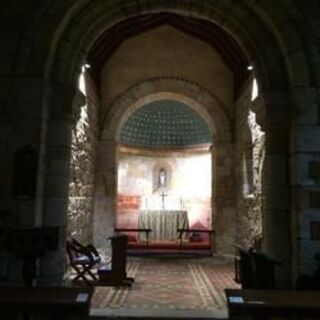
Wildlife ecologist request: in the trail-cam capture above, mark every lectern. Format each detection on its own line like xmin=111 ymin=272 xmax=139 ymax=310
xmin=98 ymin=234 xmax=134 ymax=286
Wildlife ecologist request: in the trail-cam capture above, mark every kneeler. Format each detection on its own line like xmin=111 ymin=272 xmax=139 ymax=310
xmin=98 ymin=234 xmax=134 ymax=286
xmin=66 ymin=238 xmax=101 ymax=285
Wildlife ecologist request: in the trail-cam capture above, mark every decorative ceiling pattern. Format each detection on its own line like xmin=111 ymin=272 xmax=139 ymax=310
xmin=120 ymin=100 xmax=212 ymax=147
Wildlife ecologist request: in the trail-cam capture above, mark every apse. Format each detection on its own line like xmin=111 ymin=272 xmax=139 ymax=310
xmin=116 ymin=99 xmax=213 ymax=247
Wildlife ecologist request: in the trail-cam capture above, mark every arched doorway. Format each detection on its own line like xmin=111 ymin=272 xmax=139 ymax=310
xmin=36 ymin=3 xmax=303 ymax=287
xmin=96 ymin=79 xmax=233 ymax=255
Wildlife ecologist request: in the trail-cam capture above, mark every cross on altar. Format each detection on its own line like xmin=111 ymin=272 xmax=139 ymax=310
xmin=160 ymin=192 xmax=167 ymax=210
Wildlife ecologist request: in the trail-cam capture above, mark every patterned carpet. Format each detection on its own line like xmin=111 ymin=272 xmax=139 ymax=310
xmin=91 ymin=256 xmax=239 ymax=314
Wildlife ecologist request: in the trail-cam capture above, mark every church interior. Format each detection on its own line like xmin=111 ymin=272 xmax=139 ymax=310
xmin=1 ymin=0 xmax=320 ymax=319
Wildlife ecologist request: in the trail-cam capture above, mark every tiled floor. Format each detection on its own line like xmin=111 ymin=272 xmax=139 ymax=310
xmin=89 ymin=255 xmax=239 ymax=319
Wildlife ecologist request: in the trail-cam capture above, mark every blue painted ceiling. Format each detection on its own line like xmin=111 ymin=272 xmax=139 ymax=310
xmin=120 ymin=100 xmax=212 ymax=147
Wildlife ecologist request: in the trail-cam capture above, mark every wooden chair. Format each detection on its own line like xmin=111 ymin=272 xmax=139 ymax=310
xmin=98 ymin=234 xmax=134 ymax=286
xmin=66 ymin=238 xmax=101 ymax=285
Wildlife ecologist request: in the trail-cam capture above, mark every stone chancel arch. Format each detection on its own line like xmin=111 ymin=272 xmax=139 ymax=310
xmin=47 ymin=5 xmax=288 ymax=286
xmin=95 ymin=78 xmax=234 ymax=254
xmin=101 ymin=78 xmax=231 ymax=143
xmin=5 ymin=0 xmax=319 ymax=288
xmin=46 ymin=7 xmax=289 ymax=288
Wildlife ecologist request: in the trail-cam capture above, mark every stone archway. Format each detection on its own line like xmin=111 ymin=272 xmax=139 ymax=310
xmin=30 ymin=1 xmax=317 ymax=286
xmin=94 ymin=77 xmax=234 ymax=253
xmin=103 ymin=77 xmax=231 ymax=141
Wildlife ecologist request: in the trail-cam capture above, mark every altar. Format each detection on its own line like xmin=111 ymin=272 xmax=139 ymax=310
xmin=138 ymin=210 xmax=189 ymax=241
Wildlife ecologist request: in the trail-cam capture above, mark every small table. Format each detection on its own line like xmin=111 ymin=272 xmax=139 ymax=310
xmin=225 ymin=288 xmax=320 ymax=319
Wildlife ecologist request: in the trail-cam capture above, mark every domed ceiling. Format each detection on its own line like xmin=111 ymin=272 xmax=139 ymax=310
xmin=120 ymin=100 xmax=212 ymax=148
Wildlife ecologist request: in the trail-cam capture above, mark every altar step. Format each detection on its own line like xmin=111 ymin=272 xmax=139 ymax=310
xmin=127 ymin=241 xmax=212 ymax=256
xmin=127 ymin=249 xmax=212 ymax=257
xmin=128 ymin=241 xmax=211 ymax=250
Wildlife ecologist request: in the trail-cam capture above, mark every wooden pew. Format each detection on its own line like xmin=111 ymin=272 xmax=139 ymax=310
xmin=0 ymin=286 xmax=93 ymax=319
xmin=225 ymin=288 xmax=320 ymax=319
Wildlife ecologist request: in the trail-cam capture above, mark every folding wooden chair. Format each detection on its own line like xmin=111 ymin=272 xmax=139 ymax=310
xmin=66 ymin=238 xmax=101 ymax=285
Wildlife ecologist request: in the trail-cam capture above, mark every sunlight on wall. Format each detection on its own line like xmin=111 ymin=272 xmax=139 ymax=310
xmin=75 ymin=66 xmax=89 ymax=142
xmin=117 ymin=153 xmax=211 ymax=199
xmin=243 ymin=109 xmax=265 ymax=198
xmin=117 ymin=152 xmax=212 ymax=228
xmin=178 ymin=156 xmax=211 ymax=197
xmin=248 ymin=109 xmax=264 ymax=141
xmin=67 ymin=65 xmax=94 ymax=241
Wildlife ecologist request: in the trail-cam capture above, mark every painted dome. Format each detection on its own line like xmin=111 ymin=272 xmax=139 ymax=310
xmin=120 ymin=100 xmax=212 ymax=147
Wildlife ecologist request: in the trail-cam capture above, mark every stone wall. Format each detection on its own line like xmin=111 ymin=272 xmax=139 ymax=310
xmin=101 ymin=25 xmax=233 ymax=116
xmin=67 ymin=73 xmax=99 ymax=244
xmin=0 ymin=117 xmax=14 ymax=221
xmin=4 ymin=0 xmax=320 ymax=286
xmin=235 ymin=77 xmax=265 ymax=249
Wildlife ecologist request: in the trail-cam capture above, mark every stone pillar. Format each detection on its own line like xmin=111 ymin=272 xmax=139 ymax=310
xmin=213 ymin=141 xmax=236 ymax=254
xmin=263 ymin=149 xmax=291 ymax=288
xmin=12 ymin=79 xmax=45 ymax=227
xmin=263 ymin=92 xmax=292 ymax=288
xmin=38 ymin=83 xmax=75 ymax=285
xmin=0 ymin=79 xmax=45 ymax=284
xmin=290 ymin=86 xmax=320 ymax=282
xmin=93 ymin=137 xmax=117 ymax=247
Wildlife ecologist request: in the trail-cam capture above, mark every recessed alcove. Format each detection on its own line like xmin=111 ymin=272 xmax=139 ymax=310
xmin=116 ymin=100 xmax=213 ymax=249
